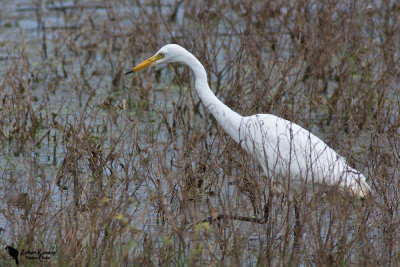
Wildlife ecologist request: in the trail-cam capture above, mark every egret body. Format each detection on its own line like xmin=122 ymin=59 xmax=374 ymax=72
xmin=126 ymin=44 xmax=371 ymax=199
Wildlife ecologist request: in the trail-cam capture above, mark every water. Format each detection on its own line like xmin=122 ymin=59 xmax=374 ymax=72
xmin=0 ymin=0 xmax=399 ymax=265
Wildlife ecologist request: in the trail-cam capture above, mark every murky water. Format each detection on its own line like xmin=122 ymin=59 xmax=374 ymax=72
xmin=1 ymin=0 xmax=399 ymax=265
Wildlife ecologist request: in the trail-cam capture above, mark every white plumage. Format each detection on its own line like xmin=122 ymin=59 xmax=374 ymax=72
xmin=127 ymin=44 xmax=371 ymax=198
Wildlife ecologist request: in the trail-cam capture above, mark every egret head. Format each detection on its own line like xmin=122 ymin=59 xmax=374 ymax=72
xmin=125 ymin=44 xmax=187 ymax=75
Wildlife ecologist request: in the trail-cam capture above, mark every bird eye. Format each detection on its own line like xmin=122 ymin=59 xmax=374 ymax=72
xmin=158 ymin=52 xmax=165 ymax=58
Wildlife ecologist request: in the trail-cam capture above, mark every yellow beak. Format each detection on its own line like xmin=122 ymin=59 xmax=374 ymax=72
xmin=125 ymin=55 xmax=160 ymax=75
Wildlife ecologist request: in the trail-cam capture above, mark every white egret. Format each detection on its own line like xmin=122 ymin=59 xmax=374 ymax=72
xmin=125 ymin=44 xmax=371 ymax=223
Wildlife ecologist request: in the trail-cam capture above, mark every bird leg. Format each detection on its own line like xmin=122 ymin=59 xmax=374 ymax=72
xmin=294 ymin=203 xmax=302 ymax=237
xmin=204 ymin=194 xmax=272 ymax=225
xmin=290 ymin=202 xmax=302 ymax=260
xmin=205 ymin=214 xmax=267 ymax=224
xmin=263 ymin=192 xmax=272 ymax=223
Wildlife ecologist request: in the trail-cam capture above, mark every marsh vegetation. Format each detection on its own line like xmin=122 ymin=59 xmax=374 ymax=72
xmin=0 ymin=0 xmax=399 ymax=265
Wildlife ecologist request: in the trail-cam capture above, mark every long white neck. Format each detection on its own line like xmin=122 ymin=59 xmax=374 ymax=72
xmin=179 ymin=51 xmax=242 ymax=143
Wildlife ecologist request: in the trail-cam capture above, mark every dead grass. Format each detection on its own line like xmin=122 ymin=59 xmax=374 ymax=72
xmin=0 ymin=0 xmax=399 ymax=266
